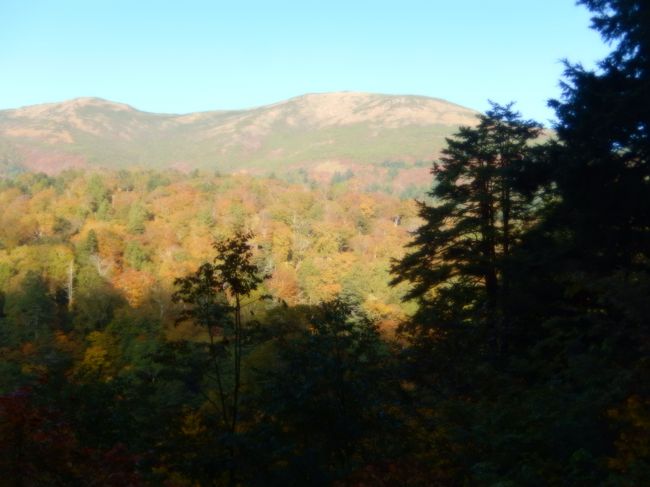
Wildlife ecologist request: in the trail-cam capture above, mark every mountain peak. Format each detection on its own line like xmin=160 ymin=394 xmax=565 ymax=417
xmin=265 ymin=91 xmax=477 ymax=128
xmin=2 ymin=97 xmax=136 ymax=119
xmin=62 ymin=97 xmax=136 ymax=111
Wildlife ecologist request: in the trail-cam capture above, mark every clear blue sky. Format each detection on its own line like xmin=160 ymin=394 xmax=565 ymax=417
xmin=1 ymin=0 xmax=609 ymax=124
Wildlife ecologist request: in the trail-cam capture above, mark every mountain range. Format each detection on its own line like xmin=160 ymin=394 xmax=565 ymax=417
xmin=0 ymin=92 xmax=479 ymax=190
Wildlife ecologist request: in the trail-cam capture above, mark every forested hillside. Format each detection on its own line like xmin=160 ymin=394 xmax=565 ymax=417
xmin=0 ymin=169 xmax=416 ymax=325
xmin=0 ymin=92 xmax=477 ymax=199
xmin=1 ymin=0 xmax=649 ymax=485
xmin=0 ymin=170 xmax=420 ymax=484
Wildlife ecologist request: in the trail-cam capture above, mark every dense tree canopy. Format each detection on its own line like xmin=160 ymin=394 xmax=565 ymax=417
xmin=1 ymin=1 xmax=650 ymax=485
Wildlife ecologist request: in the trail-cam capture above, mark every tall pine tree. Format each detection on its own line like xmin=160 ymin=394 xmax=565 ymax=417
xmin=392 ymin=102 xmax=541 ymax=356
xmin=547 ymin=0 xmax=650 ymax=271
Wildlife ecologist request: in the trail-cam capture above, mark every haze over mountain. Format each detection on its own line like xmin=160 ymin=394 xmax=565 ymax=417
xmin=0 ymin=92 xmax=478 ymax=183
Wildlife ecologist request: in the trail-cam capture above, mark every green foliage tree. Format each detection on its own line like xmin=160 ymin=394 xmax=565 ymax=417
xmin=73 ymin=265 xmax=124 ymax=333
xmin=330 ymin=169 xmax=354 ymax=185
xmin=83 ymin=229 xmax=99 ymax=255
xmin=87 ymin=174 xmax=111 ymax=213
xmin=124 ymin=242 xmax=150 ymax=271
xmin=96 ymin=199 xmax=113 ymax=221
xmin=126 ymin=202 xmax=150 ymax=235
xmin=5 ymin=271 xmax=56 ymax=344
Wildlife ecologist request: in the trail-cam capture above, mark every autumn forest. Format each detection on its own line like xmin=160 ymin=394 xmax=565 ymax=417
xmin=2 ymin=1 xmax=650 ymax=485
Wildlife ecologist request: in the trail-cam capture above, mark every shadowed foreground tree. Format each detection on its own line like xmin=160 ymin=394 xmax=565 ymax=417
xmin=172 ymin=231 xmax=266 ymax=486
xmin=530 ymin=0 xmax=650 ymax=480
xmin=391 ymin=102 xmax=541 ymax=358
xmin=389 ymin=1 xmax=650 ymax=483
xmin=0 ymin=388 xmax=140 ymax=487
xmin=248 ymin=299 xmax=399 ymax=487
xmin=546 ymin=0 xmax=650 ymax=272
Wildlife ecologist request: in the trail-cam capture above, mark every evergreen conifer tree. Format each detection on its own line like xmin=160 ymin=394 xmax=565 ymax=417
xmin=392 ymin=103 xmax=541 ymax=355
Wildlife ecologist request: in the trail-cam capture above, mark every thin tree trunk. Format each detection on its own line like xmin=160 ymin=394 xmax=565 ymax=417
xmin=480 ymin=179 xmax=499 ymax=313
xmin=66 ymin=259 xmax=74 ymax=310
xmin=229 ymin=293 xmax=242 ymax=487
xmin=500 ymin=177 xmax=512 ymax=355
xmin=208 ymin=326 xmax=229 ymax=427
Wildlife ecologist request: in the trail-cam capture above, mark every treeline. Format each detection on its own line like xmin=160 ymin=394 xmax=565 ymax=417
xmin=2 ymin=0 xmax=650 ymax=485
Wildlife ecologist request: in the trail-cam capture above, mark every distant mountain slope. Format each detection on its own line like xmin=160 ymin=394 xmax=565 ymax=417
xmin=0 ymin=92 xmax=479 ymax=177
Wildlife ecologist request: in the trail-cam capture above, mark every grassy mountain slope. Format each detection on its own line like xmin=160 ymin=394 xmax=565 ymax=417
xmin=0 ymin=93 xmax=479 ymax=181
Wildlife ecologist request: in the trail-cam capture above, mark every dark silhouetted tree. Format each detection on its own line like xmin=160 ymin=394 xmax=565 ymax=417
xmin=391 ymin=103 xmax=541 ymax=355
xmin=173 ymin=230 xmax=265 ymax=486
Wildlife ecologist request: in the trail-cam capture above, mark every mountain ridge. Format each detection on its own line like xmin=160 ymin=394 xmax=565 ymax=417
xmin=0 ymin=92 xmax=480 ymax=183
xmin=1 ymin=92 xmax=477 ymax=117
